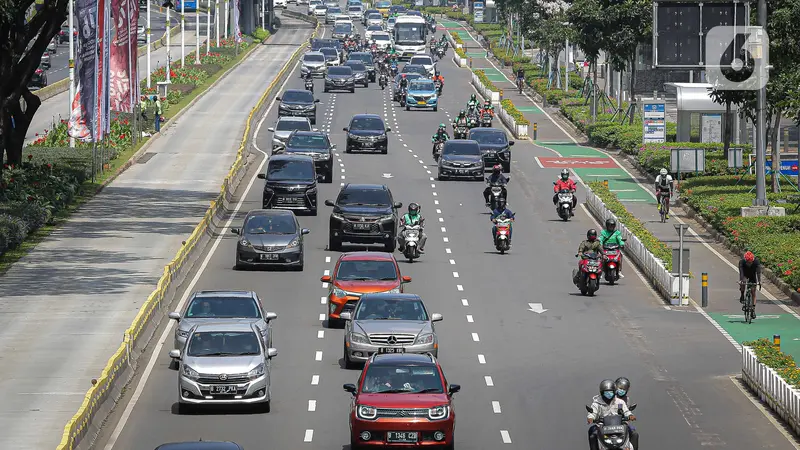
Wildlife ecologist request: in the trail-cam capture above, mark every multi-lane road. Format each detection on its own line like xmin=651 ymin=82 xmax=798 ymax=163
xmin=92 ymin=11 xmax=798 ymax=450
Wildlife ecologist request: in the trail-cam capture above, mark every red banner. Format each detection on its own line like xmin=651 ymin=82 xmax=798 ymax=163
xmin=109 ymin=0 xmax=138 ymax=112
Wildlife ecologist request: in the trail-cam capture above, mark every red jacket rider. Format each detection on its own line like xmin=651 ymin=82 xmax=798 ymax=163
xmin=553 ymin=169 xmax=578 ymax=215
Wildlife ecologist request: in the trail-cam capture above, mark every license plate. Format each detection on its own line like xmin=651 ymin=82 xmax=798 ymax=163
xmin=378 ymin=347 xmax=406 ymax=354
xmin=260 ymin=253 xmax=280 ymax=260
xmin=387 ymin=431 xmax=418 ymax=443
xmin=353 ymin=223 xmax=371 ymax=230
xmin=362 ymin=142 xmax=373 ymax=148
xmin=210 ymin=385 xmax=237 ymax=394
xmin=417 ymin=101 xmax=426 ymax=105
xmin=458 ymin=169 xmax=466 ymax=174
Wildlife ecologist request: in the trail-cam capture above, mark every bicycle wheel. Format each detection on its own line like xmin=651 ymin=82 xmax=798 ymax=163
xmin=745 ymin=292 xmax=753 ymax=323
xmin=660 ymin=199 xmax=667 ymax=223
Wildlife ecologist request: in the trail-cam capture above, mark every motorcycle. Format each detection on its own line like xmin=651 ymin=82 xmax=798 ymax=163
xmin=379 ymin=73 xmax=388 ymax=90
xmin=432 ymin=141 xmax=444 ymax=161
xmin=397 ymin=86 xmax=408 ymax=105
xmin=453 ymin=124 xmax=468 ymax=139
xmin=602 ymin=243 xmax=623 ymax=285
xmin=480 ymin=111 xmax=493 ymax=127
xmin=434 ymin=79 xmax=443 ymax=94
xmin=390 ymin=63 xmax=398 ymax=76
xmin=554 ymin=185 xmax=574 ymax=221
xmin=493 ymin=216 xmax=512 ymax=254
xmin=399 ymin=224 xmax=423 ymax=262
xmin=574 ymin=252 xmax=602 ymax=296
xmin=585 ymin=404 xmax=638 ymax=450
xmin=486 ymin=176 xmax=509 ymax=210
xmin=467 ymin=113 xmax=479 ymax=128
xmin=435 ymin=46 xmax=445 ymax=60
xmin=304 ymin=78 xmax=314 ymax=93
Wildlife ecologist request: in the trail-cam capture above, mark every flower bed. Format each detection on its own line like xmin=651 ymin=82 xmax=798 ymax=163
xmin=454 ymin=47 xmax=467 ymax=59
xmin=745 ymin=338 xmax=800 ymax=387
xmin=450 ymin=31 xmax=464 ymax=46
xmin=500 ymin=99 xmax=529 ymax=125
xmin=589 ymin=181 xmax=672 ymax=270
xmin=473 ymin=69 xmax=498 ymax=92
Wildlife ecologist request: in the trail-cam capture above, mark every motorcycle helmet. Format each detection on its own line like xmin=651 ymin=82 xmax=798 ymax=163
xmin=496 ymin=197 xmax=507 ymax=210
xmin=438 ymin=123 xmax=446 ymax=131
xmin=614 ymin=377 xmax=630 ymax=398
xmin=600 ymin=379 xmax=616 ymax=402
xmin=605 ymin=218 xmax=616 ymax=232
xmin=401 ymin=74 xmax=406 ymax=78
xmin=744 ymin=250 xmax=755 ymax=264
xmin=408 ymin=202 xmax=420 ymax=215
xmin=560 ymin=168 xmax=570 ymax=181
xmin=470 ymin=93 xmax=476 ymax=101
xmin=660 ymin=168 xmax=668 ymax=176
xmin=492 ymin=164 xmax=502 ymax=175
xmin=459 ymin=109 xmax=465 ymax=117
xmin=587 ymin=229 xmax=598 ymax=241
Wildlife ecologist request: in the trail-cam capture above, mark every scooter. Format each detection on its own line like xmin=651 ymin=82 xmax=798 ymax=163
xmin=432 ymin=141 xmax=444 ymax=161
xmin=554 ymin=186 xmax=574 ymax=221
xmin=493 ymin=216 xmax=513 ymax=254
xmin=399 ymin=224 xmax=422 ymax=262
xmin=467 ymin=112 xmax=479 ymax=128
xmin=434 ymin=46 xmax=445 ymax=60
xmin=305 ymin=78 xmax=314 ymax=93
xmin=480 ymin=111 xmax=493 ymax=127
xmin=602 ymin=243 xmax=623 ymax=285
xmin=454 ymin=125 xmax=468 ymax=139
xmin=486 ymin=176 xmax=509 ymax=210
xmin=434 ymin=79 xmax=443 ymax=94
xmin=379 ymin=73 xmax=388 ymax=90
xmin=585 ymin=404 xmax=637 ymax=450
xmin=574 ymin=252 xmax=602 ymax=296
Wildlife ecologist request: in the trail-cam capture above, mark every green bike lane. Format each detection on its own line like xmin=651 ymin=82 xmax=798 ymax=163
xmin=441 ymin=19 xmax=800 ymax=358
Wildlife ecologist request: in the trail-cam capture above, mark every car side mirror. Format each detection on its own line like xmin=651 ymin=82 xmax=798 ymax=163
xmin=343 ymin=127 xmax=349 ymax=132
xmin=339 ymin=311 xmax=352 ymax=320
xmin=402 ymin=276 xmax=412 ymax=283
xmin=331 ymin=144 xmax=337 ymax=149
xmin=385 ymin=127 xmax=392 ymax=132
xmin=258 ymin=173 xmax=266 ymax=179
xmin=585 ymin=405 xmax=593 ymax=413
xmin=302 ymin=228 xmax=311 ymax=235
xmin=508 ymin=141 xmax=515 ymax=146
xmin=267 ymin=127 xmax=275 ymax=132
xmin=231 ymin=228 xmax=240 ymax=235
xmin=168 ymin=312 xmax=181 ymax=321
xmin=629 ymin=403 xmax=637 ymax=411
xmin=431 ymin=313 xmax=443 ymax=322
xmin=265 ymin=312 xmax=278 ymax=321
xmin=276 ymin=96 xmax=282 ymax=101
xmin=321 ymin=275 xmax=332 ymax=282
xmin=169 ymin=349 xmax=181 ymax=359
xmin=448 ymin=384 xmax=460 ymax=395
xmin=324 ymin=199 xmax=335 ymax=207
xmin=343 ymin=383 xmax=357 ymax=394
xmin=267 ymin=348 xmax=278 ymax=358
xmin=314 ymin=99 xmax=320 ymax=103
xmin=394 ymin=202 xmax=403 ymax=209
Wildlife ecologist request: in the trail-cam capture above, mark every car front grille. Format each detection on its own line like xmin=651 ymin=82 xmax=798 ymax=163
xmin=412 ymin=96 xmax=430 ymax=102
xmin=368 ymin=333 xmax=416 ymax=345
xmin=375 ymin=408 xmax=428 ymax=418
xmin=196 ymin=372 xmax=249 ymax=384
xmin=253 ymin=244 xmax=287 ymax=252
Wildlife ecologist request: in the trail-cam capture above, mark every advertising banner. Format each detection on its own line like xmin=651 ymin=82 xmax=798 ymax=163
xmin=109 ymin=0 xmax=139 ymax=112
xmin=68 ymin=0 xmax=99 ymax=142
xmin=100 ymin=0 xmax=111 ymax=138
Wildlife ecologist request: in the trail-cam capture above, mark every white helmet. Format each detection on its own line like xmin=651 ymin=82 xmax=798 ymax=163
xmin=660 ymin=168 xmax=668 ymax=176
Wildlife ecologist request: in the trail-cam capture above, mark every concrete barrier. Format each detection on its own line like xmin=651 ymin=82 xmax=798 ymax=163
xmin=742 ymin=346 xmax=800 ymax=436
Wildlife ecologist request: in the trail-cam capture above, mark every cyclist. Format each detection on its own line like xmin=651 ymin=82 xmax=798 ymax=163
xmin=515 ymin=67 xmax=525 ymax=93
xmin=738 ymin=251 xmax=762 ymax=318
xmin=654 ymin=168 xmax=674 ymax=218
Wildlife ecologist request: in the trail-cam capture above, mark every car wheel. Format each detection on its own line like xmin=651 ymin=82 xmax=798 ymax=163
xmin=384 ymin=237 xmax=396 ymax=252
xmin=406 ymin=104 xmax=410 ymax=111
xmin=309 ymin=207 xmax=318 ymax=216
xmin=329 ymin=233 xmax=342 ymax=251
xmin=261 ymin=401 xmax=271 ymax=413
xmin=502 ymin=162 xmax=511 ymax=173
xmin=324 ymin=169 xmax=333 ymax=183
xmin=344 ymin=341 xmax=358 ymax=369
xmin=434 ymin=105 xmax=438 ymax=112
xmin=169 ymin=359 xmax=178 ymax=370
xmin=311 ymin=116 xmax=317 ymax=125
xmin=350 ymin=436 xmax=363 ymax=450
xmin=234 ymin=254 xmax=243 ymax=270
xmin=327 ymin=313 xmax=342 ymax=328
xmin=350 ymin=87 xmax=355 ymax=93
xmin=381 ymin=147 xmax=388 ymax=155
xmin=438 ymin=172 xmax=447 ymax=181
xmin=324 ymin=87 xmax=329 ymax=92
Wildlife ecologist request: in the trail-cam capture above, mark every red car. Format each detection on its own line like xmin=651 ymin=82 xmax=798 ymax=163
xmin=321 ymin=251 xmax=411 ymax=328
xmin=343 ymin=351 xmax=460 ymax=450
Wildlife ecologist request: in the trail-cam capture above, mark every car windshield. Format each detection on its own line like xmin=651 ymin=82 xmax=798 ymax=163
xmin=244 ymin=213 xmax=297 ymax=235
xmin=328 ymin=66 xmax=352 ymax=75
xmin=470 ymin=131 xmax=507 ymax=145
xmin=351 ymin=53 xmax=373 ymax=64
xmin=369 ymin=13 xmax=382 ymax=19
xmin=410 ymin=81 xmax=434 ymax=91
xmin=443 ymin=142 xmax=480 ymax=156
xmin=346 ymin=62 xmax=367 ymax=71
xmin=377 ymin=0 xmax=390 ymax=5
xmin=349 ymin=6 xmax=360 ymax=12
xmin=287 ymin=134 xmax=329 ymax=150
xmin=276 ymin=120 xmax=311 ymax=131
xmin=315 ymin=5 xmax=326 ymax=9
xmin=267 ymin=160 xmax=315 ymax=181
xmin=373 ymin=33 xmax=390 ymax=41
xmin=281 ymin=90 xmax=313 ymax=103
xmin=410 ymin=57 xmax=432 ymax=66
xmin=355 ymin=298 xmax=428 ymax=320
xmin=403 ymin=66 xmax=426 ymax=76
xmin=362 ymin=365 xmax=444 ymax=393
xmin=336 ymin=260 xmax=398 ymax=281
xmin=349 ymin=117 xmax=384 ymax=131
xmin=328 ymin=7 xmax=341 ymax=12
xmin=337 ymin=187 xmax=391 ymax=206
xmin=334 ymin=23 xmax=352 ymax=33
xmin=396 ymin=74 xmax=421 ymax=83
xmin=368 ymin=25 xmax=382 ymax=31
xmin=304 ymin=54 xmax=325 ymax=62
xmin=185 ymin=296 xmax=261 ymax=319
xmin=186 ymin=331 xmax=260 ymax=357
xmin=320 ymin=48 xmax=337 ymax=57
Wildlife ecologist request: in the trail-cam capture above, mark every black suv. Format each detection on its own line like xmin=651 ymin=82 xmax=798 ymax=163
xmin=343 ymin=114 xmax=390 ymax=154
xmin=324 ymin=184 xmax=402 ymax=252
xmin=348 ymin=52 xmax=376 ymax=81
xmin=469 ymin=127 xmax=514 ymax=173
xmin=257 ymin=154 xmax=319 ymax=215
xmin=283 ymin=130 xmax=335 ymax=183
xmin=277 ymin=89 xmax=320 ymax=125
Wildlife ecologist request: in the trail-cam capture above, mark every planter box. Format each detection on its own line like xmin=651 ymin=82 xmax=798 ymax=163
xmin=452 ymin=54 xmax=467 ymax=67
xmin=496 ymin=107 xmax=528 ymax=139
xmin=471 ymin=72 xmax=500 ymax=105
xmin=742 ymin=346 xmax=800 ymax=436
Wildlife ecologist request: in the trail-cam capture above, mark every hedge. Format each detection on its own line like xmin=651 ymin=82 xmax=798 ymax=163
xmin=454 ymin=47 xmax=466 ymax=59
xmin=589 ymin=181 xmax=673 ymax=270
xmin=500 ymin=99 xmax=529 ymax=125
xmin=636 ymin=143 xmax=752 ymax=178
xmin=745 ymin=338 xmax=800 ymax=387
xmin=473 ymin=69 xmax=499 ymax=92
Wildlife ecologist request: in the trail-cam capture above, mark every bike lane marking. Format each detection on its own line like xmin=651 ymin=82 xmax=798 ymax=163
xmin=708 ymin=313 xmax=800 ymax=360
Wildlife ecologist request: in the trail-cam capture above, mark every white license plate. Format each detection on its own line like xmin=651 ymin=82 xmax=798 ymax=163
xmin=210 ymin=385 xmax=237 ymax=394
xmin=260 ymin=253 xmax=280 ymax=260
xmin=353 ymin=223 xmax=371 ymax=230
xmin=387 ymin=431 xmax=418 ymax=443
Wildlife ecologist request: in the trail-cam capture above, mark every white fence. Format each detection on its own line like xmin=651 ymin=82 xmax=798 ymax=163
xmin=470 ymin=71 xmax=500 ymax=105
xmin=742 ymin=346 xmax=800 ymax=436
xmin=496 ymin=104 xmax=529 ymax=139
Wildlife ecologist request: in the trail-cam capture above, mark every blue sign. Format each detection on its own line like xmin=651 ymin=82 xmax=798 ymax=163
xmin=765 ymin=160 xmax=799 ymax=177
xmin=473 ymin=2 xmax=484 ymax=8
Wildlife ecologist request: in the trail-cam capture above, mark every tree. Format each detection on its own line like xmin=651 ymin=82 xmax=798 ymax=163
xmin=518 ymin=0 xmax=573 ymax=88
xmin=567 ymin=0 xmax=604 ymax=118
xmin=1 ymin=0 xmax=69 ymax=172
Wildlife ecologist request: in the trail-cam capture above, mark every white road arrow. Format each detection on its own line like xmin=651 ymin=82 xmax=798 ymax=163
xmin=527 ymin=303 xmax=547 ymax=314
xmin=382 ymin=173 xmax=394 ymax=178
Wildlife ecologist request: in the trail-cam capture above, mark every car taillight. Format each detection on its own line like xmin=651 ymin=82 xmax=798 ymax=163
xmin=35 ymin=69 xmax=43 ymax=74
xmin=43 ymin=52 xmax=48 ymax=56
xmin=59 ymin=30 xmax=65 ymax=35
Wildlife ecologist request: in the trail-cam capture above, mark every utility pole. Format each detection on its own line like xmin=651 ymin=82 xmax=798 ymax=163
xmin=166 ymin=4 xmax=171 ymax=82
xmin=195 ymin=1 xmax=200 ymax=63
xmin=180 ymin=0 xmax=185 ymax=67
xmin=68 ymin=0 xmax=75 ymax=148
xmin=147 ymin=0 xmax=152 ymax=88
xmin=754 ymin=0 xmax=768 ymax=206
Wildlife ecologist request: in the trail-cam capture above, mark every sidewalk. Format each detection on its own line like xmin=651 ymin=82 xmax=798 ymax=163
xmin=27 ymin=30 xmax=200 ymax=143
xmin=0 ymin=20 xmax=313 ymax=450
xmin=444 ymin=19 xmax=800 ymax=358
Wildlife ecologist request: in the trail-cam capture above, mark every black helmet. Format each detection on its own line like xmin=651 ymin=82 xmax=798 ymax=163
xmin=605 ymin=218 xmax=617 ymax=232
xmin=560 ymin=169 xmax=569 ymax=181
xmin=599 ymin=379 xmax=616 ymax=402
xmin=614 ymin=377 xmax=630 ymax=397
xmin=492 ymin=164 xmax=502 ymax=175
xmin=497 ymin=197 xmax=506 ymax=209
xmin=408 ymin=202 xmax=420 ymax=214
xmin=587 ymin=229 xmax=598 ymax=241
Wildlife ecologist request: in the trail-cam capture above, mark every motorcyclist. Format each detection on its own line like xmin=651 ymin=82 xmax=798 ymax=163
xmin=615 ymin=377 xmax=639 ymax=450
xmin=490 ymin=197 xmax=515 ymax=245
xmin=399 ymin=73 xmax=409 ymax=91
xmin=574 ymin=229 xmax=603 ymax=284
xmin=600 ymin=218 xmax=625 ymax=277
xmin=552 ymin=169 xmax=578 ymax=215
xmin=467 ymin=93 xmax=478 ymax=110
xmin=654 ymin=168 xmax=674 ymax=218
xmin=480 ymin=99 xmax=494 ymax=116
xmin=739 ymin=250 xmax=762 ymax=318
xmin=379 ymin=70 xmax=388 ymax=89
xmin=398 ymin=202 xmax=427 ymax=253
xmin=587 ymin=379 xmax=635 ymax=450
xmin=452 ymin=110 xmax=469 ymax=137
xmin=433 ymin=72 xmax=444 ymax=91
xmin=516 ymin=67 xmax=525 ymax=92
xmin=483 ymin=164 xmax=509 ymax=206
xmin=432 ymin=123 xmax=449 ymax=156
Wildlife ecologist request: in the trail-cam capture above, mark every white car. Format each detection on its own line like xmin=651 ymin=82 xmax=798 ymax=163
xmin=274 ymin=0 xmax=286 ymax=8
xmin=364 ymin=25 xmax=382 ymax=41
xmin=386 ymin=16 xmax=396 ymax=32
xmin=313 ymin=4 xmax=327 ymax=17
xmin=372 ymin=31 xmax=392 ymax=50
xmin=308 ymin=0 xmax=321 ymax=13
xmin=409 ymin=55 xmax=435 ymax=77
xmin=320 ymin=47 xmax=341 ymax=66
xmin=347 ymin=5 xmax=362 ymax=19
xmin=334 ymin=14 xmax=352 ymax=23
xmin=324 ymin=0 xmax=338 ymax=7
xmin=366 ymin=12 xmax=383 ymax=27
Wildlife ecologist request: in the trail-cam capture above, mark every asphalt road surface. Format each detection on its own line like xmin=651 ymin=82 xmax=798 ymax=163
xmin=93 ymin=13 xmax=798 ymax=450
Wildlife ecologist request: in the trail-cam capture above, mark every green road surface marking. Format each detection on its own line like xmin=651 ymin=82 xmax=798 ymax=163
xmin=465 ymin=52 xmax=486 ymax=58
xmin=440 ymin=21 xmax=461 ymax=28
xmin=572 ymin=168 xmax=655 ymax=203
xmin=515 ymin=105 xmax=543 ymax=114
xmin=708 ymin=312 xmax=800 ymax=361
xmin=540 ymin=143 xmax=603 ymax=157
xmin=454 ymin=30 xmax=470 ymax=39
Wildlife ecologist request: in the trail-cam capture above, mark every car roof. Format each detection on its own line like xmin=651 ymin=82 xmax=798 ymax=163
xmin=192 ymin=290 xmax=256 ymax=299
xmin=305 ymin=51 xmax=325 ymax=56
xmin=360 ymin=293 xmax=421 ymax=302
xmin=350 ymin=114 xmax=383 ymax=121
xmin=277 ymin=116 xmax=311 ymax=123
xmin=367 ymin=24 xmax=382 ymax=29
xmin=246 ymin=208 xmax=296 ymax=219
xmin=268 ymin=153 xmax=315 ymax=163
xmin=192 ymin=321 xmax=257 ymax=333
xmin=283 ymin=88 xmax=312 ymax=94
xmin=373 ymin=31 xmax=390 ymax=36
xmin=155 ymin=442 xmax=244 ymax=450
xmin=291 ymin=130 xmax=328 ymax=138
xmin=340 ymin=251 xmax=396 ymax=262
xmin=344 ymin=60 xmax=366 ymax=67
xmin=470 ymin=127 xmax=506 ymax=134
xmin=444 ymin=139 xmax=480 ymax=146
xmin=370 ymin=352 xmax=436 ymax=366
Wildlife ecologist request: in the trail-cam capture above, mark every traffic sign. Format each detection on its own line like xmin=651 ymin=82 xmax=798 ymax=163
xmin=538 ymin=157 xmax=616 ymax=168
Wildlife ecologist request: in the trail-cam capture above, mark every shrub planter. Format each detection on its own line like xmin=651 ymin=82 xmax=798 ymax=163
xmin=497 ymin=107 xmax=528 ymax=139
xmin=742 ymin=346 xmax=800 ymax=436
xmin=471 ymin=72 xmax=500 ymax=105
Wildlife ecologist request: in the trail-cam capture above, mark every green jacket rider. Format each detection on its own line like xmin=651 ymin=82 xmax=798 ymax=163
xmin=432 ymin=123 xmax=450 ymax=143
xmin=467 ymin=94 xmax=478 ymax=109
xmin=398 ymin=203 xmax=427 ymax=253
xmin=600 ymin=218 xmax=624 ymax=275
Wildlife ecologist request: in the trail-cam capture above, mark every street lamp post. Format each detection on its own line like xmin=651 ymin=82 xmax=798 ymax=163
xmin=166 ymin=5 xmax=171 ymax=82
xmin=68 ymin=0 xmax=75 ymax=148
xmin=206 ymin=0 xmax=211 ymax=52
xmin=195 ymin=1 xmax=200 ymax=63
xmin=180 ymin=0 xmax=185 ymax=67
xmin=146 ymin=0 xmax=152 ymax=88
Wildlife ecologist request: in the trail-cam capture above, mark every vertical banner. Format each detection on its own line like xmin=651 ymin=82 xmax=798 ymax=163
xmin=233 ymin=0 xmax=242 ymax=42
xmin=109 ymin=0 xmax=139 ymax=112
xmin=68 ymin=0 xmax=99 ymax=142
xmin=97 ymin=0 xmax=111 ymax=139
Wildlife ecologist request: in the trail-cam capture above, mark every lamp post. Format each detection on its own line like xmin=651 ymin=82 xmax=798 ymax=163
xmin=180 ymin=0 xmax=185 ymax=67
xmin=195 ymin=0 xmax=200 ymax=63
xmin=68 ymin=0 xmax=75 ymax=148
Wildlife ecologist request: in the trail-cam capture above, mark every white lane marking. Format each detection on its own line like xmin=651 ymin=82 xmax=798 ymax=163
xmin=484 ymin=376 xmax=494 ymax=386
xmin=427 ymin=170 xmax=432 ymax=174
xmin=315 ymin=351 xmax=323 ymax=361
xmin=431 ymin=183 xmax=436 ymax=188
xmin=436 ymin=209 xmax=442 ymax=213
xmin=308 ymin=400 xmax=317 ymax=411
xmin=492 ymin=401 xmax=501 ymax=413
xmin=478 ymin=354 xmax=486 ymax=364
xmin=319 ymin=313 xmax=325 ymax=321
xmin=471 ymin=332 xmax=480 ymax=341
xmin=432 ymin=192 xmax=438 ymax=196
xmin=317 ymin=330 xmax=324 ymax=339
xmin=466 ymin=314 xmax=474 ymax=322
xmin=323 ymin=269 xmax=330 ymax=275
xmin=399 ymin=138 xmax=403 ymax=141
xmin=101 ymin=55 xmax=301 ymax=449
xmin=322 ymin=282 xmax=329 ymax=289
xmin=341 ymin=168 xmax=345 ymax=172
xmin=462 ymin=299 xmax=469 ymax=306
xmin=453 ymin=271 xmax=459 ymax=278
xmin=434 ymin=200 xmax=439 ymax=205
xmin=501 ymin=430 xmax=512 ymax=444
xmin=304 ymin=430 xmax=314 ymax=442
xmin=311 ymin=375 xmax=320 ymax=385
xmin=441 ymin=227 xmax=446 ymax=232
xmin=456 ymin=284 xmax=463 ymax=291
xmin=340 ymin=182 xmax=345 ymax=186
xmin=534 ymin=156 xmax=544 ymax=169
xmin=449 ymin=259 xmax=456 ymax=265
xmin=446 ymin=248 xmax=452 ymax=254
xmin=339 ymin=163 xmax=344 ymax=167
xmin=430 ymin=177 xmax=435 ymax=181
xmin=443 ymin=237 xmax=449 ymax=242
xmin=438 ymin=217 xmax=444 ymax=222
xmin=325 ymin=256 xmax=331 ymax=263
xmin=320 ymin=296 xmax=326 ymax=304
xmin=413 ymin=154 xmax=418 ymax=157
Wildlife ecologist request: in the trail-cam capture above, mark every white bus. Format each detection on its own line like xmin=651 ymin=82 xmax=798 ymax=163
xmin=392 ymin=15 xmax=427 ymax=59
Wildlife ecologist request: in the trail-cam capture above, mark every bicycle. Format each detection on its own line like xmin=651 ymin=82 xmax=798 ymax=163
xmin=658 ymin=192 xmax=670 ymax=223
xmin=740 ymin=281 xmax=759 ymax=324
xmin=516 ymin=77 xmax=524 ymax=94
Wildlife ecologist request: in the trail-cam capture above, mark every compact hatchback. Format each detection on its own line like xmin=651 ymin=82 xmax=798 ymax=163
xmin=258 ymin=154 xmax=318 ymax=215
xmin=324 ymin=183 xmax=402 ymax=251
xmin=325 ymin=66 xmax=356 ymax=93
xmin=343 ymin=114 xmax=390 ymax=153
xmin=343 ymin=352 xmax=460 ymax=449
xmin=344 ymin=60 xmax=369 ymax=87
xmin=437 ymin=140 xmax=485 ymax=181
xmin=231 ymin=209 xmax=310 ymax=270
xmin=321 ymin=252 xmax=411 ymax=327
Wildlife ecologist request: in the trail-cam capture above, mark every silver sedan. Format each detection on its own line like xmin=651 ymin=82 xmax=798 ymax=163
xmin=340 ymin=293 xmax=442 ymax=369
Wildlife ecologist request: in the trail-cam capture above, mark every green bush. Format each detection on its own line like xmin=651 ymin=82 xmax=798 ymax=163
xmin=0 ymin=214 xmax=28 ymax=249
xmin=636 ymin=144 xmax=753 ymax=178
xmin=500 ymin=99 xmax=529 ymax=125
xmin=450 ymin=31 xmax=464 ymax=45
xmin=473 ymin=69 xmax=499 ymax=92
xmin=589 ymin=181 xmax=673 ymax=270
xmin=454 ymin=47 xmax=466 ymax=59
xmin=745 ymin=338 xmax=800 ymax=387
xmin=251 ymin=27 xmax=270 ymax=42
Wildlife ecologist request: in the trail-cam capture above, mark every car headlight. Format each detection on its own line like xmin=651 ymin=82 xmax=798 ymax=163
xmin=307 ymin=187 xmax=317 ymax=195
xmin=384 ymin=287 xmax=400 ymax=294
xmin=248 ymin=363 xmax=265 ymax=379
xmin=240 ymin=238 xmax=252 ymax=247
xmin=333 ymin=287 xmax=347 ymax=298
xmin=357 ymin=405 xmax=377 ymax=420
xmin=325 ymin=77 xmax=332 ymax=82
xmin=380 ymin=215 xmax=394 ymax=221
xmin=347 ymin=77 xmax=355 ymax=82
xmin=415 ymin=333 xmax=434 ymax=345
xmin=350 ymin=332 xmax=369 ymax=344
xmin=428 ymin=405 xmax=449 ymax=420
xmin=287 ymin=237 xmax=300 ymax=248
xmin=176 ymin=329 xmax=189 ymax=339
xmin=319 ymin=152 xmax=331 ymax=159
xmin=332 ymin=212 xmax=344 ymax=220
xmin=182 ymin=364 xmax=199 ymax=380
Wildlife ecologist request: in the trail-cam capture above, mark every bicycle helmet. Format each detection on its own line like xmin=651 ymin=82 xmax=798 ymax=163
xmin=560 ymin=169 xmax=570 ymax=181
xmin=614 ymin=377 xmax=630 ymax=397
xmin=605 ymin=218 xmax=616 ymax=232
xmin=600 ymin=379 xmax=616 ymax=402
xmin=587 ymin=229 xmax=598 ymax=241
xmin=744 ymin=251 xmax=755 ymax=264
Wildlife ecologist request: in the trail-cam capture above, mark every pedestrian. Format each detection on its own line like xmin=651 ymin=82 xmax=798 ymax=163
xmin=152 ymin=95 xmax=163 ymax=132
